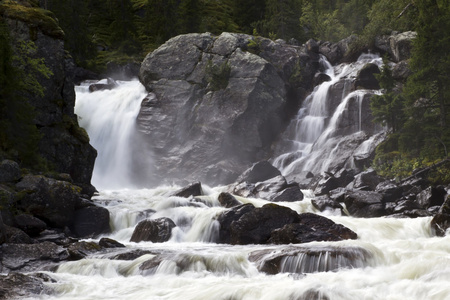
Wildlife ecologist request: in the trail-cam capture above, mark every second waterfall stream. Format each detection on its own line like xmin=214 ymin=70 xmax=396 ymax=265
xmin=32 ymin=56 xmax=450 ymax=300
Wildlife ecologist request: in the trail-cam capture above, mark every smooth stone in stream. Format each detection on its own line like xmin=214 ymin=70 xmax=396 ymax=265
xmin=130 ymin=217 xmax=176 ymax=243
xmin=249 ymin=245 xmax=372 ymax=275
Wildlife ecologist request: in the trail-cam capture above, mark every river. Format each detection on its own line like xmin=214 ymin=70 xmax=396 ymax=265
xmin=29 ymin=58 xmax=450 ymax=299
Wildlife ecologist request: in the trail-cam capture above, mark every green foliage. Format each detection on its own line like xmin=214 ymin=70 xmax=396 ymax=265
xmin=300 ymin=1 xmax=349 ymax=42
xmin=205 ymin=60 xmax=231 ymax=91
xmin=0 ymin=18 xmax=46 ymax=168
xmin=0 ymin=2 xmax=64 ymax=39
xmin=253 ymin=0 xmax=304 ymax=41
xmin=370 ymin=57 xmax=405 ymax=132
xmin=246 ymin=29 xmax=262 ymax=54
xmin=14 ymin=40 xmax=53 ymax=97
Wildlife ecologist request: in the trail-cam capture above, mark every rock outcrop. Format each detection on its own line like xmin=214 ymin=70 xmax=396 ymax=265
xmin=0 ymin=2 xmax=97 ymax=194
xmin=138 ymin=32 xmax=319 ymax=185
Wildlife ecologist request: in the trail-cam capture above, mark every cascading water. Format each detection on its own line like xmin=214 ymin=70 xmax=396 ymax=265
xmin=31 ymin=78 xmax=450 ymax=300
xmin=273 ymin=54 xmax=383 ymax=178
xmin=74 ymin=80 xmax=149 ymax=189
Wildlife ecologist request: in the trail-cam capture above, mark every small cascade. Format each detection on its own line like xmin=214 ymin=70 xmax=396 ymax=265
xmin=279 ymin=246 xmax=372 ymax=274
xmin=75 ymin=80 xmax=149 ymax=189
xmin=273 ymin=53 xmax=383 ymax=178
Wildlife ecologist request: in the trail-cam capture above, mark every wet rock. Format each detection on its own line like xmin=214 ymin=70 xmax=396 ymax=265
xmin=70 ymin=206 xmax=111 ymax=238
xmin=254 ymin=175 xmax=289 ymax=200
xmin=1 ymin=225 xmax=34 ymax=244
xmin=218 ymin=192 xmax=241 ymax=208
xmin=111 ymin=249 xmax=157 ymax=261
xmin=16 ymin=175 xmax=83 ymax=228
xmin=431 ymin=195 xmax=450 ymax=236
xmin=0 ymin=273 xmax=50 ymax=300
xmin=66 ymin=241 xmax=102 ymax=260
xmin=172 ymin=182 xmax=203 ymax=198
xmin=354 ymin=63 xmax=380 ymax=90
xmin=294 ymin=289 xmax=330 ymax=300
xmin=311 ymin=195 xmax=343 ymax=213
xmin=217 ymin=203 xmax=255 ymax=244
xmin=230 ymin=175 xmax=292 ymax=201
xmin=375 ymin=181 xmax=403 ymax=203
xmin=14 ymin=214 xmax=47 ymax=237
xmin=344 ymin=190 xmax=385 ymax=218
xmin=236 ymin=161 xmax=281 ymax=184
xmin=313 ymin=73 xmax=331 ymax=86
xmin=319 ymin=41 xmax=342 ymax=65
xmin=99 ymin=238 xmax=126 ymax=248
xmin=88 ymin=81 xmax=116 ymax=92
xmin=271 ymin=184 xmax=304 ymax=202
xmin=0 ymin=160 xmax=21 ymax=183
xmin=416 ymin=186 xmax=447 ymax=209
xmin=347 ymin=168 xmax=381 ymax=191
xmin=0 ymin=241 xmax=69 ymax=272
xmin=130 ymin=217 xmax=176 ymax=243
xmin=229 ymin=204 xmax=301 ymax=244
xmin=249 ymin=245 xmax=371 ymax=275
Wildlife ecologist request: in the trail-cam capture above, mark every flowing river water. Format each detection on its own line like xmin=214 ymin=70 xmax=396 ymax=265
xmin=29 ymin=59 xmax=450 ymax=299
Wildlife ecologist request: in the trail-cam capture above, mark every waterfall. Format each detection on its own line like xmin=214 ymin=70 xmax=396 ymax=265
xmin=39 ymin=77 xmax=450 ymax=300
xmin=75 ymin=80 xmax=148 ymax=189
xmin=273 ymin=54 xmax=383 ymax=178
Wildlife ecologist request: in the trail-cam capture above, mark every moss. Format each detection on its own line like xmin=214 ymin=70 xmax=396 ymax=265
xmin=62 ymin=115 xmax=90 ymax=144
xmin=0 ymin=2 xmax=64 ymax=39
xmin=205 ymin=60 xmax=231 ymax=91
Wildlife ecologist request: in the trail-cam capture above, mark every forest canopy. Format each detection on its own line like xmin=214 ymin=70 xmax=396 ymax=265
xmin=39 ymin=0 xmax=419 ymax=70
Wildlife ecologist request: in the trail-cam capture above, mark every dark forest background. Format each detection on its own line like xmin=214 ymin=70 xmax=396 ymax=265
xmin=1 ymin=0 xmax=449 ymax=183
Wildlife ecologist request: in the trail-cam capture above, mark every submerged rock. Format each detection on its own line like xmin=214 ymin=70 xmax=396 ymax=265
xmin=249 ymin=245 xmax=372 ymax=275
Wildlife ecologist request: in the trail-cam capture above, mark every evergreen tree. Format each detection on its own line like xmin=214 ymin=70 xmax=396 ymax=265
xmin=258 ymin=0 xmax=303 ymax=41
xmin=402 ymin=0 xmax=450 ymax=158
xmin=370 ymin=57 xmax=405 ymax=133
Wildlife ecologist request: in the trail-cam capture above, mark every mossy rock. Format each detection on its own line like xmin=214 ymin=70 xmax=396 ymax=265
xmin=0 ymin=2 xmax=64 ymax=39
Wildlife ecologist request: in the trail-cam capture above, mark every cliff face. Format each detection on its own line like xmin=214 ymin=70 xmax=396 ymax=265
xmin=0 ymin=1 xmax=96 ymax=192
xmin=138 ymin=32 xmax=319 ymax=185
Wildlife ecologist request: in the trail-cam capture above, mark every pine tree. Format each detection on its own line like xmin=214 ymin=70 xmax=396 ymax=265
xmin=402 ymin=0 xmax=450 ymax=158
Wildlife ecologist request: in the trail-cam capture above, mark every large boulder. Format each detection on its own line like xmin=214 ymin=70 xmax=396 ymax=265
xmin=0 ymin=160 xmax=21 ymax=183
xmin=130 ymin=218 xmax=176 ymax=243
xmin=268 ymin=213 xmax=357 ymax=244
xmin=344 ymin=190 xmax=386 ymax=218
xmin=235 ymin=161 xmax=281 ymax=184
xmin=389 ymin=31 xmax=417 ymax=62
xmin=354 ymin=63 xmax=380 ymax=90
xmin=15 ymin=175 xmax=83 ymax=228
xmin=216 ymin=203 xmax=255 ymax=244
xmin=138 ymin=32 xmax=319 ymax=185
xmin=229 ymin=204 xmax=301 ymax=244
xmin=70 ymin=206 xmax=111 ymax=238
